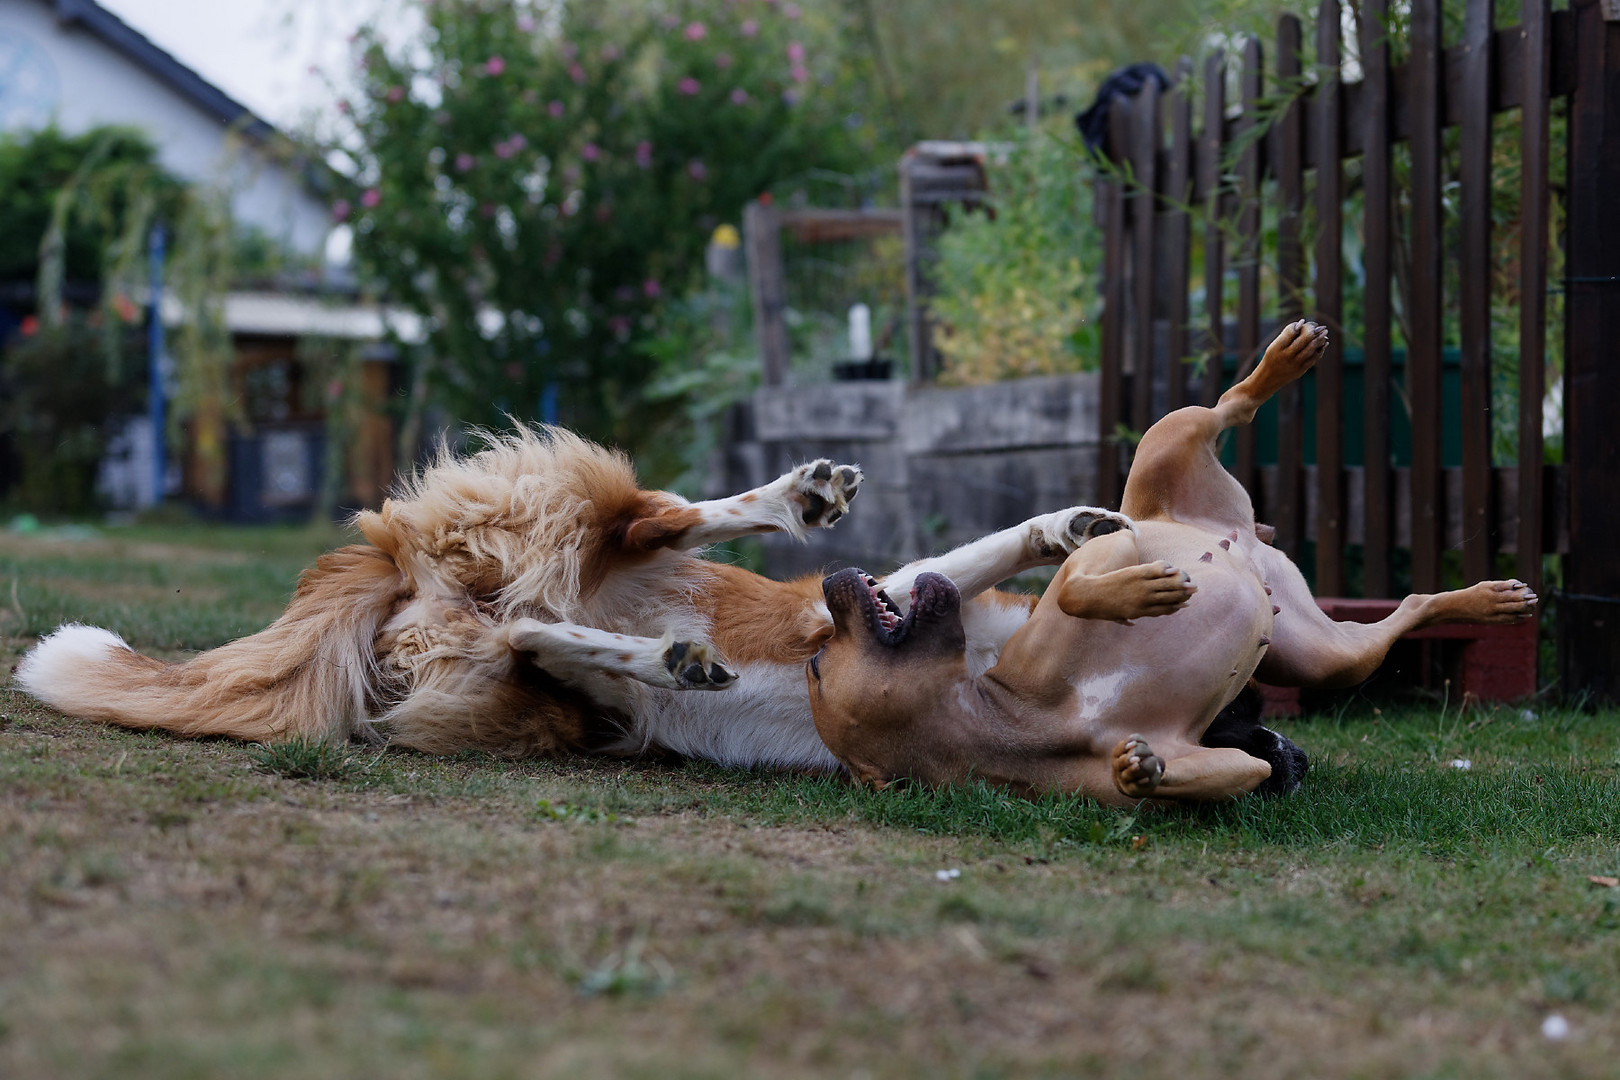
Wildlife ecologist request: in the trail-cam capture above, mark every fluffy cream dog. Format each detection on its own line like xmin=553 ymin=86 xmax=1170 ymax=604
xmin=17 ymin=425 xmax=1128 ymax=769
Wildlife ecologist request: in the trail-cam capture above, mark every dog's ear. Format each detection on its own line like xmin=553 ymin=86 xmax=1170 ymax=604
xmin=801 ymin=614 xmax=835 ymax=651
xmin=622 ymin=506 xmax=705 ymax=552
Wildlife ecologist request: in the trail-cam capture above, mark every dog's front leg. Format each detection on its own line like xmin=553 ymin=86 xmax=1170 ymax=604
xmin=623 ymin=460 xmax=864 ymax=552
xmin=882 ymin=506 xmax=1136 ymax=611
xmin=1112 ymin=735 xmax=1272 ymax=802
xmin=507 ymin=619 xmax=737 ymax=691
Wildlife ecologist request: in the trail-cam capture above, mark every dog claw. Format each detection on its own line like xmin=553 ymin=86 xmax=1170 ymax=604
xmin=791 ymin=459 xmax=863 ymax=527
xmin=1115 ymin=734 xmax=1166 ymax=798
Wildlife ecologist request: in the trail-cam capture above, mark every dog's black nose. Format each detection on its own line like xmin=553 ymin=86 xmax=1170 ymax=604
xmin=1091 ymin=520 xmax=1122 ymax=536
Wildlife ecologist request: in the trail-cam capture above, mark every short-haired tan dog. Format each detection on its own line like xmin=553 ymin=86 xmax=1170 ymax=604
xmin=808 ymin=322 xmax=1539 ymax=805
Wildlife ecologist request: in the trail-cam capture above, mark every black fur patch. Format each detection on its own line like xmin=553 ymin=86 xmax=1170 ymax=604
xmin=1201 ymin=684 xmax=1309 ymax=797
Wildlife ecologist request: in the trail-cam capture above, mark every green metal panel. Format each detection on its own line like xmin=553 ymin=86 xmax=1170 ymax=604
xmin=1212 ymin=347 xmax=1463 ymax=468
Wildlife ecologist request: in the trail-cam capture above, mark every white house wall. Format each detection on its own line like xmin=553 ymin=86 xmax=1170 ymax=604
xmin=0 ymin=0 xmax=331 ymax=256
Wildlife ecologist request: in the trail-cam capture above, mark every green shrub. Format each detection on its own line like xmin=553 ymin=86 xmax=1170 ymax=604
xmin=929 ymin=127 xmax=1100 ymax=384
xmin=0 ymin=316 xmax=146 ymax=516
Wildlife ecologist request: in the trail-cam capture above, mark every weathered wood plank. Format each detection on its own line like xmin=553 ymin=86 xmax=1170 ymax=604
xmin=1314 ymin=0 xmax=1346 ymax=595
xmin=1560 ymin=0 xmax=1620 ymax=702
xmin=1097 ymin=98 xmax=1130 ymax=510
xmin=1360 ymin=0 xmax=1394 ymax=598
xmin=1274 ymin=15 xmax=1306 ymax=560
xmin=1234 ymin=36 xmax=1264 ymax=508
xmin=1130 ymin=78 xmax=1161 ymax=442
xmin=1517 ymin=0 xmax=1550 ymax=592
xmin=1407 ymin=0 xmax=1444 ymax=592
xmin=1165 ymin=58 xmax=1194 ymax=412
xmin=778 ymin=208 xmax=903 ymax=243
xmin=744 ymin=199 xmax=790 ymax=387
xmin=1200 ymin=51 xmax=1226 ymax=409
xmin=1458 ymin=0 xmax=1496 ymax=585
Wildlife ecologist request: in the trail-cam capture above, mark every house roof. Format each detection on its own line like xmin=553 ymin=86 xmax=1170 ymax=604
xmin=44 ymin=0 xmax=275 ymax=142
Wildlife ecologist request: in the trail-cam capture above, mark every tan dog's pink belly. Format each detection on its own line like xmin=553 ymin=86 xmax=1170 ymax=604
xmin=1066 ymin=521 xmax=1274 ymax=746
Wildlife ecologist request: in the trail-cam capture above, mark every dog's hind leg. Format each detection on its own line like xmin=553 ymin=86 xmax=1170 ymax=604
xmin=622 ymin=460 xmax=864 ymax=552
xmin=507 ymin=618 xmax=737 ymax=691
xmin=1249 ymin=542 xmax=1538 ymax=688
xmin=1121 ymin=321 xmax=1329 ymax=529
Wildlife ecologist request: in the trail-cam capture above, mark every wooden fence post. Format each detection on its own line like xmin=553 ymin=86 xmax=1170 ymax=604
xmin=1128 ymin=77 xmax=1161 ymax=443
xmin=1233 ymin=36 xmax=1264 ymax=507
xmin=1360 ymin=0 xmax=1394 ymax=598
xmin=1274 ymin=15 xmax=1306 ymax=561
xmin=1407 ymin=0 xmax=1445 ymax=594
xmin=1458 ymin=0 xmax=1497 ymax=586
xmin=744 ymin=199 xmax=789 ymax=387
xmin=1098 ymin=101 xmax=1130 ymax=510
xmin=1561 ymin=0 xmax=1620 ymax=702
xmin=1199 ymin=51 xmax=1226 ymax=409
xmin=1314 ymin=0 xmax=1346 ymax=596
xmin=1516 ymin=0 xmax=1550 ymax=594
xmin=1165 ymin=58 xmax=1194 ymax=412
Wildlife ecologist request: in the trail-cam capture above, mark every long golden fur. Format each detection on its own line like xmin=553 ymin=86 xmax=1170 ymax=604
xmin=17 ymin=425 xmax=1129 ymax=770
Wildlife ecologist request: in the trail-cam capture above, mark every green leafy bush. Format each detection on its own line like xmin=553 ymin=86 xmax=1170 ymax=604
xmin=0 ymin=317 xmax=146 ymax=516
xmin=928 ymin=128 xmax=1099 ymax=384
xmin=335 ymin=0 xmax=873 ymax=448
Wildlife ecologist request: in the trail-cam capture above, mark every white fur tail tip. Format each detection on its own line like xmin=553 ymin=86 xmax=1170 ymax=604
xmin=15 ymin=624 xmax=133 ymax=698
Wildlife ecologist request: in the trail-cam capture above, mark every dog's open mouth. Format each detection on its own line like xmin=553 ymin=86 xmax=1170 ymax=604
xmin=823 ymin=568 xmax=958 ymax=647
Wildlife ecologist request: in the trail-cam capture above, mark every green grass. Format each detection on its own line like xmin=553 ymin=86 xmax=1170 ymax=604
xmin=2 ymin=522 xmax=1618 ymax=1079
xmin=249 ymin=737 xmax=376 ymax=782
xmin=0 ymin=520 xmax=346 ymax=648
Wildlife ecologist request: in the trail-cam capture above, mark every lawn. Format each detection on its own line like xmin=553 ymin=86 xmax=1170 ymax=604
xmin=2 ymin=522 xmax=1617 ymax=1079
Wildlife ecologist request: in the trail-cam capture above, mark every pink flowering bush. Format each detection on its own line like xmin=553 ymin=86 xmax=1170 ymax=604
xmin=334 ymin=0 xmax=866 ymax=440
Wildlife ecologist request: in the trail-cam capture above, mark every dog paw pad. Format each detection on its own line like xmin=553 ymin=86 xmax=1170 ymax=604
xmin=663 ymin=640 xmax=737 ymax=690
xmin=1114 ymin=734 xmax=1166 ymax=798
xmin=1031 ymin=507 xmax=1135 ymax=559
xmin=790 ymin=459 xmax=863 ymax=527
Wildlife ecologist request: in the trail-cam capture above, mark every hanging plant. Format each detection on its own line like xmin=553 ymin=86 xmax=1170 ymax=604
xmin=28 ymin=127 xmax=244 ymax=501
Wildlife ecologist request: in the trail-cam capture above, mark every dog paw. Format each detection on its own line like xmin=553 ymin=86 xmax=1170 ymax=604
xmin=1061 ymin=560 xmax=1194 ymax=623
xmin=1434 ymin=579 xmax=1539 ymax=624
xmin=1028 ymin=507 xmax=1137 ymax=560
xmin=1261 ymin=319 xmax=1330 ymax=379
xmin=1113 ymin=734 xmax=1166 ymax=798
xmin=663 ymin=640 xmax=738 ymax=690
xmin=788 ymin=460 xmax=863 ymax=527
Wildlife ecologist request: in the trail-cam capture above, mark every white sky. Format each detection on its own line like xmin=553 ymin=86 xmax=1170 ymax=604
xmin=97 ymin=0 xmax=397 ymax=135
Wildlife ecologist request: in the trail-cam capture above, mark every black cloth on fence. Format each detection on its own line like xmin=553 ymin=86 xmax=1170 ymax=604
xmin=1074 ymin=62 xmax=1172 ymax=156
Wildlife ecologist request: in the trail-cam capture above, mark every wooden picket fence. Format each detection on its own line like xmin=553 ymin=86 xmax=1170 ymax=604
xmin=1093 ymin=0 xmax=1592 ymax=610
xmin=735 ymin=0 xmax=1619 ymax=698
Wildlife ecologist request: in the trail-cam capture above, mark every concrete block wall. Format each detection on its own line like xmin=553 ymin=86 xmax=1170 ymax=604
xmin=716 ymin=373 xmax=1101 ymax=577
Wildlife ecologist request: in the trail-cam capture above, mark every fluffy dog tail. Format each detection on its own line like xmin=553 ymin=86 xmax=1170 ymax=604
xmin=14 ymin=545 xmax=403 ymax=744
